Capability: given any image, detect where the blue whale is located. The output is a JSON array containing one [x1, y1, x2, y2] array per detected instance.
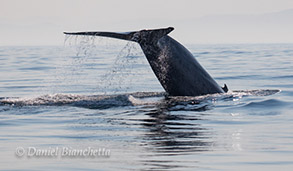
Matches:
[[64, 27, 228, 96]]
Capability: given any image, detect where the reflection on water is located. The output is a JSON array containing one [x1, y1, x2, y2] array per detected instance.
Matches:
[[129, 95, 218, 170], [140, 107, 211, 170], [141, 101, 211, 154]]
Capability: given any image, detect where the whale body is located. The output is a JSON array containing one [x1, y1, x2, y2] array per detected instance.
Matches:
[[64, 27, 227, 96]]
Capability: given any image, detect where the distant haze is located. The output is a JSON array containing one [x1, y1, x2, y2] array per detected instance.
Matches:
[[0, 0, 293, 45]]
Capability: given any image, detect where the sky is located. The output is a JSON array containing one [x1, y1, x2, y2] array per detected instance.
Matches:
[[0, 0, 293, 45]]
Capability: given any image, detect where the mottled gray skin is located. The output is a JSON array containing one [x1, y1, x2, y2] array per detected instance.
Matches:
[[139, 35, 224, 96], [64, 27, 226, 96]]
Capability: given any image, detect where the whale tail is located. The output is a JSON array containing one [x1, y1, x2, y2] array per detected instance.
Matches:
[[64, 27, 174, 43]]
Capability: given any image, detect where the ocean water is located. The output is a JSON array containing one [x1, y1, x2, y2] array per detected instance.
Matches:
[[0, 39, 293, 170]]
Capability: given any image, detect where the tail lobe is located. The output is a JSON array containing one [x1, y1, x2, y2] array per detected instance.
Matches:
[[64, 27, 174, 43]]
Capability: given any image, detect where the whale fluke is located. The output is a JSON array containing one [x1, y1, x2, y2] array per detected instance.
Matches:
[[64, 27, 174, 43], [64, 27, 227, 96]]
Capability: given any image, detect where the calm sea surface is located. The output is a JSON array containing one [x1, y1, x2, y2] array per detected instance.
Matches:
[[0, 39, 293, 170]]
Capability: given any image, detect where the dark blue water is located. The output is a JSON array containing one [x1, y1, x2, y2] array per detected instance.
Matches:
[[0, 39, 293, 170]]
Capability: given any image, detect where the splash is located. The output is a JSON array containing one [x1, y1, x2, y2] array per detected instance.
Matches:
[[64, 34, 97, 57], [0, 89, 280, 110], [49, 35, 101, 94], [62, 35, 146, 95], [99, 41, 145, 94]]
